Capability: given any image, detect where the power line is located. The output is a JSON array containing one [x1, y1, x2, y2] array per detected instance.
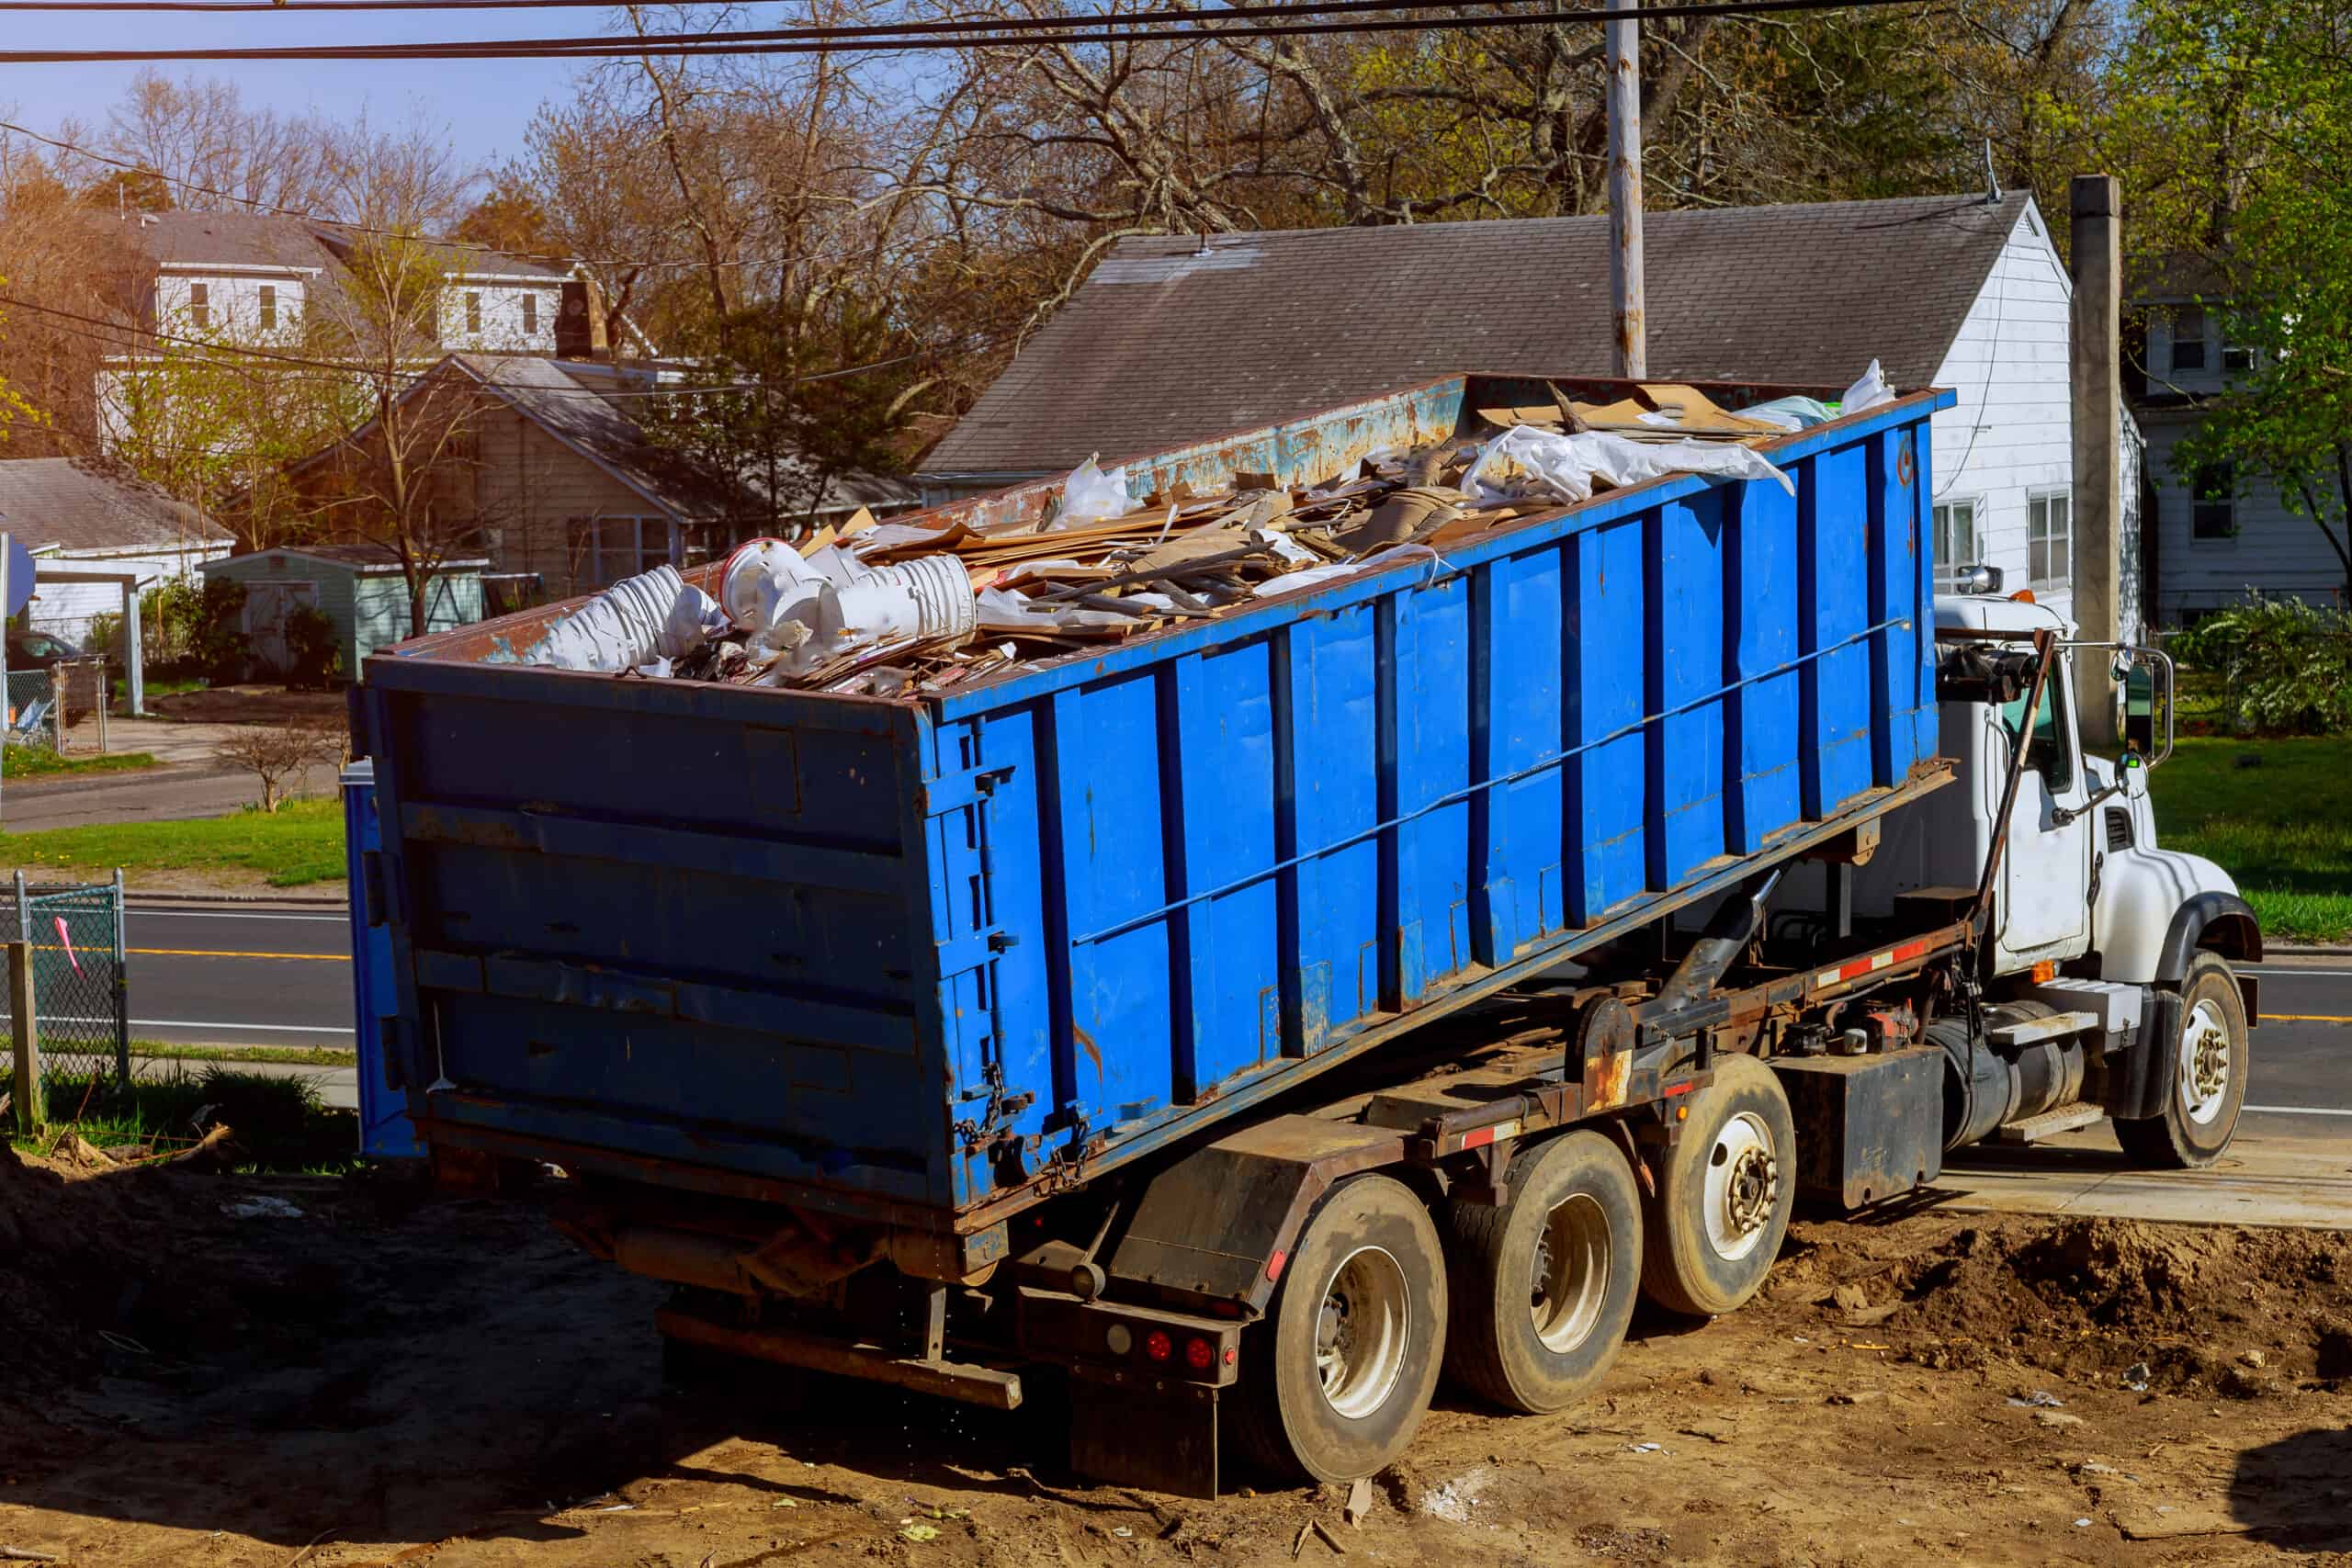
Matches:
[[0, 118, 898, 275], [0, 0, 1942, 62]]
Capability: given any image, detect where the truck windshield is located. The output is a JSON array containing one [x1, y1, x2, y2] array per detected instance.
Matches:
[[1999, 680, 2075, 795]]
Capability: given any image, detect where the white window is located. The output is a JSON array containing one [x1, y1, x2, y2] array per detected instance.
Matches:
[[187, 280, 209, 330], [1932, 498, 1985, 590], [2222, 335, 2255, 373], [258, 284, 277, 331], [521, 293, 537, 335], [2029, 491, 2073, 592], [465, 292, 482, 334], [2191, 462, 2238, 540], [2169, 305, 2207, 372], [576, 516, 674, 587]]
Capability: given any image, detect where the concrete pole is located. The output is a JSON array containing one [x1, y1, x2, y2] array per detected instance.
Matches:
[[123, 580, 144, 718], [1607, 0, 1646, 379], [2069, 174, 2123, 744]]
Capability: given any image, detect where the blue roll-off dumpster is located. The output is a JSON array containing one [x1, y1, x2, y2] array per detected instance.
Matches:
[[356, 372, 1952, 1258]]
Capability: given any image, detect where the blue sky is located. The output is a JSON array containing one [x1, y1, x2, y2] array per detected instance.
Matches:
[[0, 13, 608, 173]]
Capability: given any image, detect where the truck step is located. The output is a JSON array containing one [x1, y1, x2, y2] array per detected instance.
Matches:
[[1991, 1103, 2109, 1145], [1986, 1010, 2100, 1048]]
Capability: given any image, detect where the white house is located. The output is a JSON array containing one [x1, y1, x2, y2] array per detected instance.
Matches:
[[2129, 263, 2343, 624], [96, 211, 584, 455], [0, 457, 232, 642], [920, 193, 2141, 635]]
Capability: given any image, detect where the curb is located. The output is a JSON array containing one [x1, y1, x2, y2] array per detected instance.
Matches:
[[2264, 944, 2352, 960], [128, 889, 348, 911]]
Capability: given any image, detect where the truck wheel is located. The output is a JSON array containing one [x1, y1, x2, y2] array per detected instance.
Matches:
[[1640, 1054, 1796, 1318], [1227, 1174, 1446, 1483], [1442, 1129, 1641, 1414], [2117, 953, 2247, 1169]]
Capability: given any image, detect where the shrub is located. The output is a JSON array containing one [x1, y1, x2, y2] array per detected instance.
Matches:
[[284, 605, 342, 689], [2170, 594, 2352, 736], [192, 577, 250, 684]]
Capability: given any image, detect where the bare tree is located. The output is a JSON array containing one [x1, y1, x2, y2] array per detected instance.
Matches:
[[216, 718, 345, 813]]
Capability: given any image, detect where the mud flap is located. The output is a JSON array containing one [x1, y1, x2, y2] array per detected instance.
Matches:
[[1069, 1365, 1220, 1499]]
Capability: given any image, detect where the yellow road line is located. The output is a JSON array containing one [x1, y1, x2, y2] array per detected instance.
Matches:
[[28, 942, 350, 962], [130, 946, 348, 962], [2261, 1012, 2352, 1023]]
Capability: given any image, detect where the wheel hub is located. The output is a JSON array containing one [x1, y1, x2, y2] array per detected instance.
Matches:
[[2179, 998, 2233, 1126], [1702, 1111, 1781, 1263], [1724, 1145, 1778, 1235], [1312, 1247, 1409, 1420]]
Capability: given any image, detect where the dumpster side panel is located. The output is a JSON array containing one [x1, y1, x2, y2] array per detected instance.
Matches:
[[952, 405, 1945, 1183]]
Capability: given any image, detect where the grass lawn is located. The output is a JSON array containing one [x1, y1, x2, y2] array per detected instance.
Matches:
[[1, 749, 161, 779], [7, 1062, 357, 1173], [3, 797, 346, 888], [2150, 735, 2352, 943], [127, 1041, 356, 1068]]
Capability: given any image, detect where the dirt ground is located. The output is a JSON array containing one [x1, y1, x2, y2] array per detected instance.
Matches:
[[149, 686, 349, 728], [3, 1145, 2349, 1568]]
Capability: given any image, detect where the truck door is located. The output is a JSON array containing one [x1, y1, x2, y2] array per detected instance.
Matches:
[[1993, 666, 2093, 965]]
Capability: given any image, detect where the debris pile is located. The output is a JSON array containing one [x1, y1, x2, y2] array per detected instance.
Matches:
[[527, 372, 1891, 695]]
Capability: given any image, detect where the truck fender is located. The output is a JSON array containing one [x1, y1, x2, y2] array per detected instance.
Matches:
[[2153, 891, 2262, 987]]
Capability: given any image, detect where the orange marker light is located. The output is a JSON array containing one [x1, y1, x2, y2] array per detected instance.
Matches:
[[2031, 960, 2057, 983]]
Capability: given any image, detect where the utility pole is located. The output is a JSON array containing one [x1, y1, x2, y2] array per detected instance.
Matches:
[[2069, 174, 2123, 741], [1607, 0, 1646, 379]]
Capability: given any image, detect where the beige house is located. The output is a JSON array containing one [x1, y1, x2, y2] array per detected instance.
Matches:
[[288, 354, 919, 604]]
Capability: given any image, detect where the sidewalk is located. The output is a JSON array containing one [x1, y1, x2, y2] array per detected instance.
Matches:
[[1936, 1124, 2352, 1230]]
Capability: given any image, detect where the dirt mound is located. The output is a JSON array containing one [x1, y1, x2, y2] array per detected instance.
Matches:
[[0, 1142, 350, 1402], [1849, 1219, 2352, 1393]]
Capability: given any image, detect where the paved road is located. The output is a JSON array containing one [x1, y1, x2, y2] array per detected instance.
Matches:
[[2235, 959, 2352, 1129], [120, 903, 355, 1048]]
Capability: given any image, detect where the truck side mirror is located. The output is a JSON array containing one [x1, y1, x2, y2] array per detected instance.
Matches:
[[2122, 664, 2155, 754]]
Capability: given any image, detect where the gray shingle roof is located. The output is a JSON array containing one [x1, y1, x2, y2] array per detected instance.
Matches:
[[456, 355, 919, 521], [0, 457, 231, 555], [127, 210, 569, 282], [926, 192, 2034, 476]]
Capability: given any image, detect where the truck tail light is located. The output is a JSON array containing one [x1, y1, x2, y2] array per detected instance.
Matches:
[[1143, 1330, 1172, 1363], [1184, 1336, 1215, 1371]]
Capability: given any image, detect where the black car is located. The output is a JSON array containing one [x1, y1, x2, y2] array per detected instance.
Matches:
[[6, 629, 82, 671]]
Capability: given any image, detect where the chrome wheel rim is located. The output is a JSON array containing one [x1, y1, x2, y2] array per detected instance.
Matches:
[[1315, 1246, 1409, 1420], [1529, 1191, 1611, 1354], [1703, 1111, 1780, 1262], [2180, 998, 2232, 1126]]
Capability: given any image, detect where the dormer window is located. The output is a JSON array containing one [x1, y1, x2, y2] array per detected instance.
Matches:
[[188, 280, 209, 329], [259, 284, 277, 331], [521, 293, 537, 335]]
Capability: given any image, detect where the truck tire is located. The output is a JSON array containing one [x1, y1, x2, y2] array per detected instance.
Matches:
[[1640, 1053, 1796, 1318], [1227, 1174, 1446, 1483], [2116, 953, 2247, 1169], [1441, 1129, 1641, 1414]]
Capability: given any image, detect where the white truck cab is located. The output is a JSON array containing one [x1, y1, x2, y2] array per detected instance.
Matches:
[[1854, 582, 2260, 1167]]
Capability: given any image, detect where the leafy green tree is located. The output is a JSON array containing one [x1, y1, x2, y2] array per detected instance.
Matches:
[[2116, 0, 2352, 599], [640, 289, 922, 534]]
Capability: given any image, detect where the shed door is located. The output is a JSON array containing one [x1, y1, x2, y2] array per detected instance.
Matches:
[[244, 581, 319, 673]]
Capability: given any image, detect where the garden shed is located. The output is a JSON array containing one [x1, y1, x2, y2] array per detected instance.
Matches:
[[198, 545, 488, 682]]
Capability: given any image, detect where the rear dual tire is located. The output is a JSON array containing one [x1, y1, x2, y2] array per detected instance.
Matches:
[[1442, 1131, 1643, 1414], [1227, 1175, 1448, 1484]]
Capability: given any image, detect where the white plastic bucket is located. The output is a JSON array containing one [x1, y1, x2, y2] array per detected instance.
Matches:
[[864, 555, 978, 640], [719, 539, 814, 630]]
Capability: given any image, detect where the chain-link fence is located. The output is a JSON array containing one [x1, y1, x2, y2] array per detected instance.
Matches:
[[0, 872, 130, 1099], [3, 668, 62, 754]]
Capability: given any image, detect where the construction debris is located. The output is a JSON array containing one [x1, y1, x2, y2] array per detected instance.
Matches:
[[524, 374, 1891, 694]]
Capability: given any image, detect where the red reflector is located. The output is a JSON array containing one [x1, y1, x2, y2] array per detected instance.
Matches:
[[1223, 1346, 1238, 1366], [1185, 1337, 1215, 1371], [1461, 1125, 1495, 1150], [1663, 1080, 1696, 1097], [1144, 1330, 1172, 1363], [1264, 1248, 1287, 1283]]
